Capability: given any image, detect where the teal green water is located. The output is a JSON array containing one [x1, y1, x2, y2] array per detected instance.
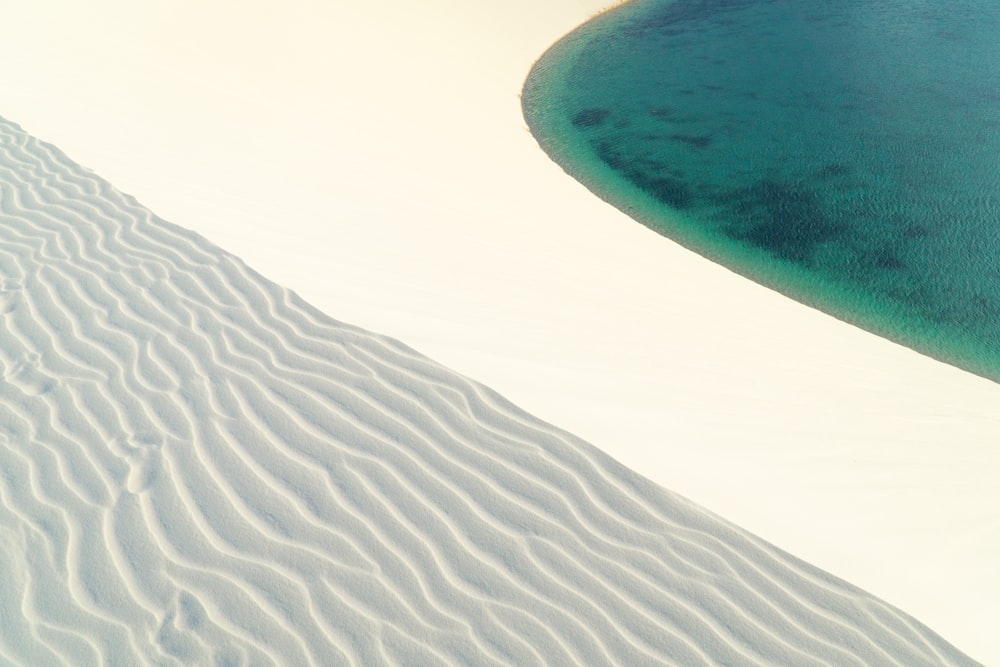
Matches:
[[523, 0, 1000, 382]]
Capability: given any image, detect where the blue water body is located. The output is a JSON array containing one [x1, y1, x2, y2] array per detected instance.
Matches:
[[523, 0, 1000, 382]]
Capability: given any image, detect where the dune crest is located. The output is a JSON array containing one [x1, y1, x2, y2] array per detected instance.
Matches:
[[0, 117, 978, 665]]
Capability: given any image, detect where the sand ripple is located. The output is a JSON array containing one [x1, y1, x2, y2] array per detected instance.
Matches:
[[0, 116, 978, 666]]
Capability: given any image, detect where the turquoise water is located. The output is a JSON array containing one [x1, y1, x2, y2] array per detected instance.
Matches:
[[523, 0, 1000, 382]]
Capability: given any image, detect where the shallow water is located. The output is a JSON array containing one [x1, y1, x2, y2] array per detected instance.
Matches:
[[524, 0, 1000, 381]]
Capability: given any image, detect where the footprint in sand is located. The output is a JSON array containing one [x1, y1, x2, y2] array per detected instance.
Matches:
[[111, 433, 165, 494], [3, 353, 55, 396]]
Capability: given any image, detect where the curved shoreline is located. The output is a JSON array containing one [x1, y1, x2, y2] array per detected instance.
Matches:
[[524, 0, 1000, 388], [1, 0, 998, 661]]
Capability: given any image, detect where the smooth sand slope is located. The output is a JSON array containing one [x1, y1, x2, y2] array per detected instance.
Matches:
[[0, 113, 980, 667], [1, 0, 998, 662]]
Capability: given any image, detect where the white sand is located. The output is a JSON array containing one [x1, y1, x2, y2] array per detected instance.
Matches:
[[1, 0, 998, 662], [0, 114, 976, 667]]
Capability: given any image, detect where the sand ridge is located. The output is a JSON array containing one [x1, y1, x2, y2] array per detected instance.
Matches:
[[0, 116, 981, 664]]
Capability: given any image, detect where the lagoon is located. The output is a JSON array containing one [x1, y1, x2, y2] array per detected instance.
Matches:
[[524, 0, 1000, 382]]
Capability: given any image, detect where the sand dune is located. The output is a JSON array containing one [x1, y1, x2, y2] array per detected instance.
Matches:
[[0, 116, 981, 665]]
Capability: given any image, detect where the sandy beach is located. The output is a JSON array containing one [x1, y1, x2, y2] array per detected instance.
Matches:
[[2, 0, 998, 661]]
